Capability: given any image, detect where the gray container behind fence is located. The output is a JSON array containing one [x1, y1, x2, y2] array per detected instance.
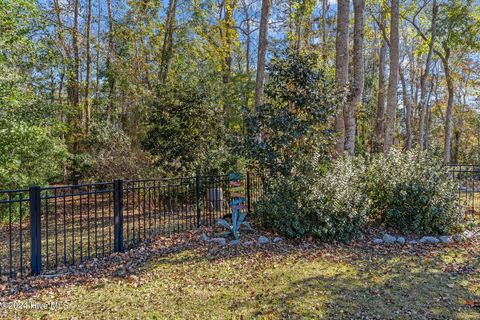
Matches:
[[206, 188, 223, 211]]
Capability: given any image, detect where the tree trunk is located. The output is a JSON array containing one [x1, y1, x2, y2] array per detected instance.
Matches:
[[443, 51, 453, 164], [244, 0, 251, 74], [70, 0, 81, 184], [373, 7, 387, 153], [242, 0, 251, 108], [70, 0, 80, 110], [400, 67, 412, 149], [84, 0, 92, 134], [344, 0, 364, 155], [106, 0, 115, 122], [95, 0, 101, 100], [58, 67, 65, 105], [334, 0, 350, 155], [418, 0, 437, 149], [453, 130, 460, 164], [53, 0, 68, 105], [383, 0, 399, 153], [222, 0, 237, 121], [255, 0, 271, 107], [425, 72, 438, 150], [159, 0, 178, 84], [321, 0, 330, 63], [293, 14, 302, 53]]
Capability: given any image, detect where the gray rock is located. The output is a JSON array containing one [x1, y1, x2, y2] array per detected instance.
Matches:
[[201, 233, 209, 241], [396, 237, 406, 245], [257, 236, 270, 245], [373, 238, 383, 245], [439, 236, 451, 244], [117, 266, 127, 277], [273, 237, 283, 243], [383, 234, 396, 244], [243, 241, 254, 246], [453, 234, 463, 242], [408, 240, 418, 245], [209, 237, 226, 246], [463, 230, 474, 239], [230, 239, 241, 246], [419, 236, 440, 244]]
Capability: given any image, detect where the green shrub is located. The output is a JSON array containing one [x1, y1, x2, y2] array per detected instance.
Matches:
[[243, 50, 337, 178], [254, 157, 369, 242], [0, 120, 68, 189], [365, 149, 462, 235], [255, 150, 461, 241], [83, 122, 155, 182], [308, 157, 370, 241], [254, 175, 312, 238], [142, 82, 225, 175]]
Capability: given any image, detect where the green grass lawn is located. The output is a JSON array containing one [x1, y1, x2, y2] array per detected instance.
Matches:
[[2, 236, 480, 319]]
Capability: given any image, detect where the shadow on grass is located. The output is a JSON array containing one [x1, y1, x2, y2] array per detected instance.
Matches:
[[3, 231, 480, 320], [227, 245, 480, 319], [281, 269, 477, 318]]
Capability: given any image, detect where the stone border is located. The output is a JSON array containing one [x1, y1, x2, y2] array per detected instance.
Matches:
[[202, 234, 283, 246], [372, 230, 478, 245]]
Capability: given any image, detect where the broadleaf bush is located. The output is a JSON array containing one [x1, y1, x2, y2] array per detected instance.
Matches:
[[243, 50, 337, 178], [255, 150, 462, 241], [254, 157, 370, 242], [365, 149, 462, 235]]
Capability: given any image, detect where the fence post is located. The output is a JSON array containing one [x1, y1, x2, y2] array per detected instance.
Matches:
[[29, 186, 42, 275], [113, 180, 124, 252], [195, 174, 201, 227], [246, 171, 251, 214]]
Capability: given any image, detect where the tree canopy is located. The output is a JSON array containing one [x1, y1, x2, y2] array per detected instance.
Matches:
[[1, 0, 480, 187]]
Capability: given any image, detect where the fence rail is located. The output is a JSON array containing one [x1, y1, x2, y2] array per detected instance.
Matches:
[[448, 164, 480, 218], [0, 172, 263, 278], [4, 166, 471, 279]]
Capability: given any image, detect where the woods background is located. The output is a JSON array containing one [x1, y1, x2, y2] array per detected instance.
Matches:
[[1, 0, 480, 188]]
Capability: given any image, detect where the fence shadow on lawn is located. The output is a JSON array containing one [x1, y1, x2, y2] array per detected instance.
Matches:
[[2, 225, 480, 320], [278, 264, 477, 318], [221, 242, 480, 319], [113, 236, 480, 319]]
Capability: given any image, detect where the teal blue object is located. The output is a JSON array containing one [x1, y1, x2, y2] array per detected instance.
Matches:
[[229, 172, 242, 181], [229, 198, 245, 206], [215, 172, 252, 239]]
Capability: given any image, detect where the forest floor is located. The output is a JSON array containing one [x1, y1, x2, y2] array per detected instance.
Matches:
[[1, 229, 480, 319]]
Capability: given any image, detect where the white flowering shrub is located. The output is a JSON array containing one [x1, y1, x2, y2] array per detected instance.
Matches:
[[307, 157, 370, 241], [365, 149, 462, 235], [254, 157, 370, 242], [255, 149, 461, 240]]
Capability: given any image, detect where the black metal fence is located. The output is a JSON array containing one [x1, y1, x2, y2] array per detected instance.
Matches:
[[448, 164, 480, 218], [3, 166, 472, 279], [0, 172, 263, 278]]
